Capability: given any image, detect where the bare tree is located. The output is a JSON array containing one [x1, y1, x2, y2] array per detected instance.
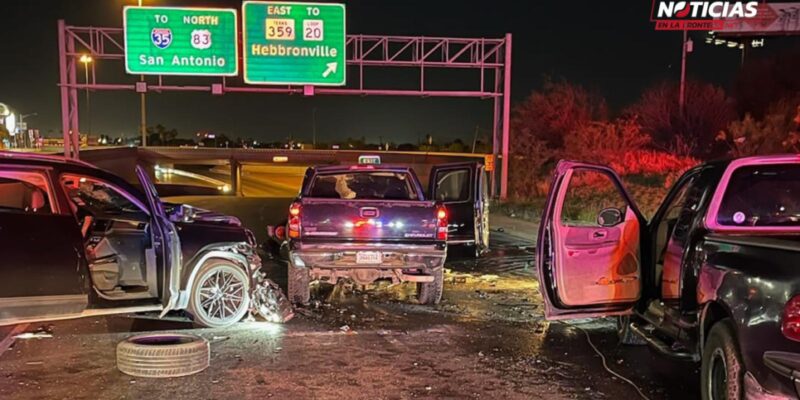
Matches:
[[512, 79, 608, 149], [626, 80, 735, 158]]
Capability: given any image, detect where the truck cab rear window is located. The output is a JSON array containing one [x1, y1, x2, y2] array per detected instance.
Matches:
[[718, 165, 800, 227], [308, 171, 418, 200]]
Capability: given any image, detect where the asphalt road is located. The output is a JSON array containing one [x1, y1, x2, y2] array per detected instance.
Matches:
[[0, 198, 701, 400]]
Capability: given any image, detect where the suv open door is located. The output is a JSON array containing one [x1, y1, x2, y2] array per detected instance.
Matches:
[[429, 162, 489, 255], [537, 161, 644, 320], [135, 166, 181, 313]]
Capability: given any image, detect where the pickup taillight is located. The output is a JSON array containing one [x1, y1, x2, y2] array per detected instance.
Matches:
[[288, 202, 302, 239], [436, 206, 448, 241], [782, 295, 800, 342]]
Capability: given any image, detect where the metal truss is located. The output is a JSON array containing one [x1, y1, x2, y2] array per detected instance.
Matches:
[[58, 21, 513, 198]]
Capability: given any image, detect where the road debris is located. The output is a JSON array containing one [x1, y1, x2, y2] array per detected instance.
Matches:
[[14, 332, 52, 340]]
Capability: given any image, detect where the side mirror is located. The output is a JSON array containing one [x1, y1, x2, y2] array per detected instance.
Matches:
[[597, 208, 623, 227]]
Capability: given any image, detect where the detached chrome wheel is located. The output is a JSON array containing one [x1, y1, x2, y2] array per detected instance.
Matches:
[[188, 260, 250, 328]]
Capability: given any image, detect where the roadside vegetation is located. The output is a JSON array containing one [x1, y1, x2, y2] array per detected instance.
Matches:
[[507, 52, 800, 220]]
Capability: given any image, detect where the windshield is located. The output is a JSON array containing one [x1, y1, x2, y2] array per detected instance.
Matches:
[[717, 164, 800, 227], [308, 170, 418, 200], [61, 175, 144, 216]]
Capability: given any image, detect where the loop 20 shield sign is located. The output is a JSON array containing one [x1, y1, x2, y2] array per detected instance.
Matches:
[[124, 7, 238, 76], [243, 2, 346, 86]]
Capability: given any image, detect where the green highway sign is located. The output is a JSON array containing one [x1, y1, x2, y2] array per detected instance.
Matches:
[[243, 1, 346, 86], [124, 7, 238, 76]]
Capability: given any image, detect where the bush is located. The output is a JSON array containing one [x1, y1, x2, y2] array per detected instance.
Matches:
[[563, 118, 650, 163], [508, 135, 553, 200], [725, 98, 800, 156], [626, 81, 736, 158]]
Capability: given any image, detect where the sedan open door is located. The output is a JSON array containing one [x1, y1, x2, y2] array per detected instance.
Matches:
[[537, 161, 644, 320], [135, 166, 182, 313]]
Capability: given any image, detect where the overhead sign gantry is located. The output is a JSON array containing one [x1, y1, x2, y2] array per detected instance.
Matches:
[[59, 2, 513, 198]]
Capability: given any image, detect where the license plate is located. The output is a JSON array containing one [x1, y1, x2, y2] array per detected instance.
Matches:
[[356, 251, 382, 264]]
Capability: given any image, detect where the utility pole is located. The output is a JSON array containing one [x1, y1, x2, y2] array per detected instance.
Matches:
[[472, 125, 479, 153], [312, 107, 317, 148], [679, 30, 692, 116]]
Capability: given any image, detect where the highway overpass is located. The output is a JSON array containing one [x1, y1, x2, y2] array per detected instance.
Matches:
[[76, 146, 491, 197]]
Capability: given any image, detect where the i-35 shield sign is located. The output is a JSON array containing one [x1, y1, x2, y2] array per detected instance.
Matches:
[[151, 28, 173, 49]]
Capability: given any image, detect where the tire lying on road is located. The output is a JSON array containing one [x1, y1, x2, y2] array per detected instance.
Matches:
[[116, 333, 210, 378]]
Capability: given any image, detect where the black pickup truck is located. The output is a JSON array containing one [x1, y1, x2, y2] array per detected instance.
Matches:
[[267, 159, 489, 305], [537, 155, 800, 399]]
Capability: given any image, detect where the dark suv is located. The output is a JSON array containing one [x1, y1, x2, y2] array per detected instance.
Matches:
[[0, 151, 284, 328]]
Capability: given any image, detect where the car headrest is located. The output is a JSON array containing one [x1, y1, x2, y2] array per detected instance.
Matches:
[[29, 189, 46, 211]]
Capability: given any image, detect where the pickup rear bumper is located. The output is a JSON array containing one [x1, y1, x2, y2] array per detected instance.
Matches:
[[287, 241, 447, 285]]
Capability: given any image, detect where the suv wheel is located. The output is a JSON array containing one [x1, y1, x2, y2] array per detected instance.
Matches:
[[701, 319, 743, 400], [416, 267, 444, 305], [188, 260, 251, 328], [287, 263, 310, 305]]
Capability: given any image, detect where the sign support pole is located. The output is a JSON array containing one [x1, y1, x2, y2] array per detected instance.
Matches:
[[58, 20, 71, 158], [58, 19, 81, 159], [140, 83, 147, 147], [499, 33, 512, 200]]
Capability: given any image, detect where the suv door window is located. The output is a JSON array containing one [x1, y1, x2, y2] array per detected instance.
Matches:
[[0, 170, 54, 214], [656, 175, 706, 300], [560, 170, 628, 227], [653, 175, 697, 265]]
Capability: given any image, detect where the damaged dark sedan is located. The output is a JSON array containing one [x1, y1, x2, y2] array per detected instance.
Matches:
[[0, 152, 291, 328]]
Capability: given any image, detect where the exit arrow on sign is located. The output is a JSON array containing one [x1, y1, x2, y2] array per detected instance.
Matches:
[[322, 62, 337, 78]]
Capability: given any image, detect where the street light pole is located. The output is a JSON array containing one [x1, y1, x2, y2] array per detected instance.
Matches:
[[19, 112, 37, 148], [79, 54, 93, 137]]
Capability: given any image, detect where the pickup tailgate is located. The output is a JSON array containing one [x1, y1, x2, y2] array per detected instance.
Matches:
[[299, 198, 439, 241]]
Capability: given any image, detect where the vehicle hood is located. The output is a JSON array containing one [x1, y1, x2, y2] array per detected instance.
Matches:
[[163, 203, 242, 227]]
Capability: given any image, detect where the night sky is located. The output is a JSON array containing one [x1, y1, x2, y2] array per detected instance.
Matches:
[[0, 1, 768, 144]]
